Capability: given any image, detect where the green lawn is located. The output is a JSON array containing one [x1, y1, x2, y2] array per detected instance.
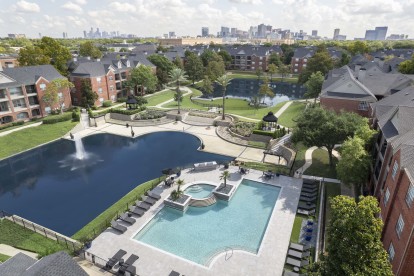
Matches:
[[0, 253, 11, 262], [248, 141, 267, 149], [290, 142, 307, 176], [242, 161, 290, 175], [0, 121, 77, 160], [0, 121, 39, 134], [324, 182, 342, 248], [290, 215, 306, 243], [0, 219, 68, 257], [304, 149, 338, 179], [228, 101, 286, 120], [72, 176, 166, 242], [162, 88, 208, 110], [277, 102, 306, 128], [146, 90, 175, 106]]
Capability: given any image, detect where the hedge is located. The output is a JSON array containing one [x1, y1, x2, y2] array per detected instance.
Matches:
[[252, 129, 274, 137], [110, 106, 146, 115], [102, 100, 112, 107], [0, 121, 24, 131], [42, 112, 72, 124]]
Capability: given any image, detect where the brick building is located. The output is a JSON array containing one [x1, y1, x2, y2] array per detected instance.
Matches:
[[370, 86, 414, 275], [226, 45, 282, 71], [291, 47, 343, 74], [0, 55, 19, 69], [0, 65, 71, 124]]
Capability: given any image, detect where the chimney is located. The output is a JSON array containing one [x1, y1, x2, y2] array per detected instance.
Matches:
[[358, 68, 366, 82]]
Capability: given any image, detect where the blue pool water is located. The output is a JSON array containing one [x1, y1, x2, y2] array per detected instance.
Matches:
[[134, 179, 280, 265], [184, 184, 215, 199], [0, 132, 233, 236]]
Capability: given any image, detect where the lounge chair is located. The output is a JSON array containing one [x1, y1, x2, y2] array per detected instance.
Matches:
[[120, 213, 136, 224], [142, 196, 156, 205], [105, 249, 127, 269], [283, 270, 305, 276], [111, 221, 127, 233], [286, 257, 309, 268], [300, 191, 318, 198], [303, 179, 318, 185], [118, 254, 139, 274], [169, 271, 180, 276], [148, 191, 161, 200], [129, 205, 145, 216], [288, 249, 310, 259], [136, 200, 151, 210], [298, 202, 316, 210], [299, 195, 317, 202], [290, 243, 311, 252], [302, 187, 318, 193], [297, 208, 316, 216], [302, 182, 318, 188]]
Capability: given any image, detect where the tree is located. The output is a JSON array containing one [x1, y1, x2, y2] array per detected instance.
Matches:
[[304, 71, 324, 103], [18, 46, 50, 67], [310, 196, 393, 276], [218, 50, 232, 69], [200, 49, 216, 67], [336, 52, 351, 68], [292, 107, 365, 166], [169, 68, 188, 114], [258, 79, 274, 103], [135, 96, 148, 107], [280, 44, 294, 65], [38, 37, 71, 75], [299, 47, 333, 83], [278, 64, 291, 82], [172, 55, 184, 69], [268, 63, 277, 81], [398, 54, 414, 74], [80, 79, 98, 108], [256, 68, 263, 80], [42, 79, 74, 113], [348, 41, 371, 56], [220, 170, 230, 188], [147, 54, 175, 86], [201, 76, 214, 96], [268, 53, 282, 67], [336, 137, 371, 197], [216, 74, 231, 120], [171, 179, 185, 201], [184, 53, 204, 84], [205, 57, 225, 81], [355, 120, 377, 149], [125, 65, 157, 96], [250, 95, 261, 114], [79, 41, 102, 59]]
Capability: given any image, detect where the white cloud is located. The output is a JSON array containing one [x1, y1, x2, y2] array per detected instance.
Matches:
[[340, 0, 403, 14], [62, 2, 83, 13], [74, 0, 87, 4], [109, 2, 137, 12], [229, 0, 262, 4], [14, 1, 40, 13]]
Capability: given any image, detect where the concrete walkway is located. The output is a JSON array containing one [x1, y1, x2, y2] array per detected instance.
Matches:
[[155, 87, 192, 108], [274, 101, 293, 118], [0, 244, 38, 259], [0, 122, 42, 137]]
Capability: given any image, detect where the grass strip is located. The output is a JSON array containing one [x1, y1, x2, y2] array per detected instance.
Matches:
[[0, 253, 11, 262], [277, 102, 307, 128], [72, 176, 166, 242]]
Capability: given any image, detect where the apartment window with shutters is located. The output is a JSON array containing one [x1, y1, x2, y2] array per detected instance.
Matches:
[[396, 214, 405, 238], [405, 183, 414, 207], [388, 243, 395, 261], [392, 161, 399, 180], [384, 188, 390, 206]]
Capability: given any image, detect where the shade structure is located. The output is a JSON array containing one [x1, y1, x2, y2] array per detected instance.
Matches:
[[262, 111, 278, 123]]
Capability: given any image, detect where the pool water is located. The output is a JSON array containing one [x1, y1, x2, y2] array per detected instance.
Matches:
[[134, 179, 280, 266], [184, 184, 215, 199]]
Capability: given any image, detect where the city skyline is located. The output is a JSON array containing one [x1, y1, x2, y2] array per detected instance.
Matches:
[[0, 0, 413, 39]]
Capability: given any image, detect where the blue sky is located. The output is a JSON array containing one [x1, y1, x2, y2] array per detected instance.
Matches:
[[0, 0, 413, 39]]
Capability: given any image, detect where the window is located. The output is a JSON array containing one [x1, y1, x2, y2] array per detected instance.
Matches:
[[109, 75, 113, 81], [98, 88, 103, 94], [12, 99, 26, 108], [16, 112, 29, 119], [294, 69, 298, 73], [303, 64, 307, 67], [388, 243, 395, 261], [384, 188, 390, 206], [259, 62, 262, 65], [295, 63, 298, 67], [396, 214, 405, 238], [99, 98, 104, 103], [39, 84, 46, 91], [406, 184, 414, 207], [304, 59, 308, 62], [392, 161, 399, 180], [58, 92, 63, 99], [45, 107, 51, 113], [358, 101, 369, 111], [97, 77, 102, 84], [9, 87, 23, 96], [110, 85, 114, 92], [295, 58, 299, 61]]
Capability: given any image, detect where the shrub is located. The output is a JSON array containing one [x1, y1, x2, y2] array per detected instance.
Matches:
[[102, 100, 112, 107], [91, 106, 98, 110], [252, 129, 274, 137], [135, 110, 165, 120], [230, 122, 256, 137], [117, 97, 127, 103], [110, 106, 146, 115], [42, 112, 72, 124], [72, 110, 80, 122]]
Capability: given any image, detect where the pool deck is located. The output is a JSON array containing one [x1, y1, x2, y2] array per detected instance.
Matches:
[[86, 166, 302, 276], [67, 121, 280, 164]]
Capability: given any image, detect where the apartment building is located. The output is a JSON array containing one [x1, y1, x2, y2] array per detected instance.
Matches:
[[0, 65, 71, 124], [370, 86, 414, 275], [291, 47, 343, 74], [226, 45, 281, 71], [0, 55, 19, 69]]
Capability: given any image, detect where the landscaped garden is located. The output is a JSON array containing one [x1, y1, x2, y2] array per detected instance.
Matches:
[[304, 149, 338, 179]]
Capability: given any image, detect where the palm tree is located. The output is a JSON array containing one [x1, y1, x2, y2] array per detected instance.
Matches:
[[171, 179, 185, 201], [220, 170, 230, 189], [215, 74, 231, 120], [176, 179, 184, 192], [169, 68, 188, 114]]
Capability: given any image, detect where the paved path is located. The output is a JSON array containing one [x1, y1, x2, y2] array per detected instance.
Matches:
[[0, 244, 38, 259], [155, 87, 192, 108], [274, 101, 293, 118], [295, 146, 341, 179], [0, 122, 42, 137]]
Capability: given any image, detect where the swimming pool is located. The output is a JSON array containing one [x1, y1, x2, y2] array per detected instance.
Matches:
[[134, 179, 280, 266], [184, 184, 215, 199]]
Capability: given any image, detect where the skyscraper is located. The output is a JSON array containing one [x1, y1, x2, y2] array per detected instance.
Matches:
[[365, 30, 376, 40], [375, 26, 388, 40], [333, 28, 340, 39], [201, 27, 209, 37], [312, 30, 318, 37], [258, 24, 267, 38], [220, 26, 230, 37]]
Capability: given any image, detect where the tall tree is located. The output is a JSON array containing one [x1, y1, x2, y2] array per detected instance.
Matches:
[[184, 53, 204, 84], [18, 46, 50, 67], [79, 41, 102, 59], [218, 50, 232, 69], [201, 76, 214, 96], [278, 64, 291, 82], [172, 55, 184, 69], [147, 54, 175, 86], [398, 54, 414, 74], [299, 47, 333, 83], [169, 68, 188, 114], [216, 74, 231, 120], [348, 41, 371, 56], [38, 37, 71, 75], [292, 107, 365, 166], [42, 79, 74, 113], [336, 137, 371, 197], [125, 65, 157, 96], [205, 57, 225, 81], [310, 196, 393, 276], [256, 68, 263, 80], [280, 44, 294, 65], [336, 52, 351, 68], [268, 63, 277, 81], [304, 71, 324, 103], [220, 170, 230, 188], [80, 79, 98, 108], [200, 49, 216, 67], [268, 53, 282, 67], [258, 79, 274, 103]]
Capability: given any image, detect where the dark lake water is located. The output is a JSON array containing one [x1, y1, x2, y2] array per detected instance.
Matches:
[[0, 132, 233, 236], [203, 78, 306, 106]]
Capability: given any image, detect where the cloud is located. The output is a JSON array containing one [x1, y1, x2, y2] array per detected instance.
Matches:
[[14, 0, 40, 13], [62, 2, 83, 13], [74, 0, 87, 4], [229, 0, 262, 4], [109, 2, 137, 12], [340, 0, 403, 14]]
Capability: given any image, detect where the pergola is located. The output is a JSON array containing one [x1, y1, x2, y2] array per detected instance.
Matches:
[[126, 95, 138, 110], [262, 111, 278, 129]]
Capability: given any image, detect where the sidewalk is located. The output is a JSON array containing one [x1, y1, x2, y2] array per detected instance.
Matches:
[[0, 122, 42, 137], [0, 244, 38, 259]]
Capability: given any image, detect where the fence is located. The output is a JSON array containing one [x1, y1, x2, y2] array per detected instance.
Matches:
[[0, 210, 83, 254], [82, 251, 138, 276]]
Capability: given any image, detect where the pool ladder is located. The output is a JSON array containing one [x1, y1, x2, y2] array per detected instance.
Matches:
[[225, 246, 233, 261]]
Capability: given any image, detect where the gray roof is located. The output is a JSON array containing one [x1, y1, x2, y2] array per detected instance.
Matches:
[[2, 65, 65, 86], [0, 253, 36, 276], [71, 62, 107, 77], [23, 251, 88, 276], [359, 71, 412, 96], [226, 45, 269, 57]]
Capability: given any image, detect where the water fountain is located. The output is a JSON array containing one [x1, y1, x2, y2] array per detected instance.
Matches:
[[59, 133, 101, 170], [74, 135, 86, 160]]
